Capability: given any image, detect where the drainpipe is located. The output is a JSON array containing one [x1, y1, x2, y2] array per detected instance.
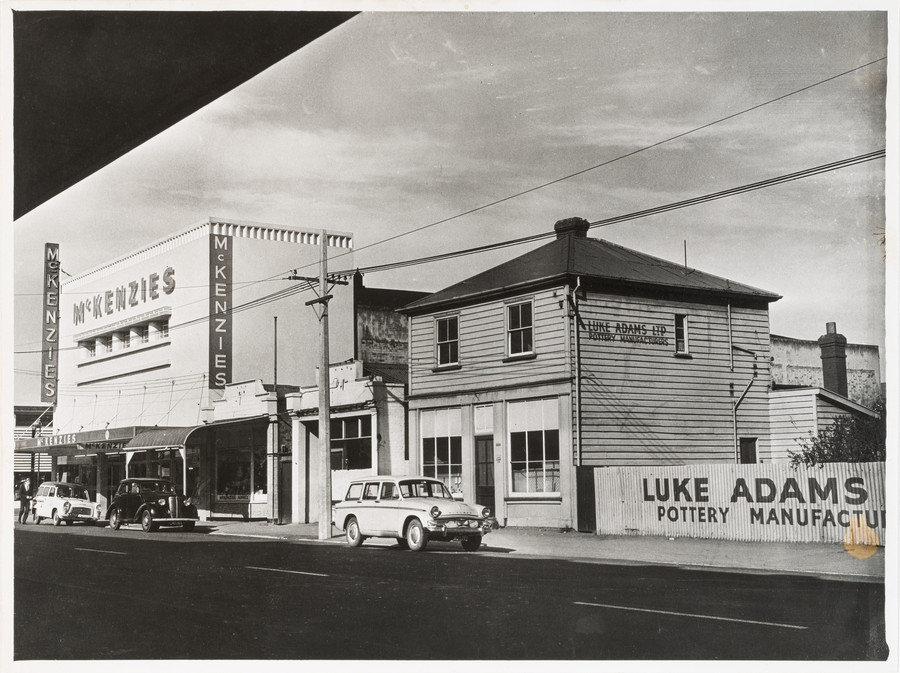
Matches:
[[571, 277, 583, 467]]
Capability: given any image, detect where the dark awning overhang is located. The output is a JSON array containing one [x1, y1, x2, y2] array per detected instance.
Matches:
[[124, 415, 270, 451], [14, 415, 271, 455]]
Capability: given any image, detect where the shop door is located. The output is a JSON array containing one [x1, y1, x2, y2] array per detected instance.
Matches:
[[475, 436, 495, 509], [278, 457, 292, 524], [106, 455, 125, 506]]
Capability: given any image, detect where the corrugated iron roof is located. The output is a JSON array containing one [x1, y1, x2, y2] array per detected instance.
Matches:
[[400, 233, 780, 313]]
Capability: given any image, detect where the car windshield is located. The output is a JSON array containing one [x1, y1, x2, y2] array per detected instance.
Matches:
[[399, 480, 453, 499], [140, 481, 175, 494], [71, 486, 89, 500]]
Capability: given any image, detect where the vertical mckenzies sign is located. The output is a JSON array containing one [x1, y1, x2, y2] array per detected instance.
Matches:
[[41, 243, 61, 403], [209, 234, 233, 389]]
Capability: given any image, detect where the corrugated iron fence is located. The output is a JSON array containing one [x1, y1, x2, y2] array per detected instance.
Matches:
[[595, 462, 885, 545]]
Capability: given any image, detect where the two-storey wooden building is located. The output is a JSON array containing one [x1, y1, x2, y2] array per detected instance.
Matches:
[[399, 217, 781, 530]]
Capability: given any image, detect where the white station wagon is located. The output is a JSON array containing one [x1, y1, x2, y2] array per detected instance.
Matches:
[[32, 481, 103, 526], [332, 476, 495, 552]]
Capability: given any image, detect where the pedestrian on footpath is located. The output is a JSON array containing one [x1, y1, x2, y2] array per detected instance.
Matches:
[[17, 478, 31, 524]]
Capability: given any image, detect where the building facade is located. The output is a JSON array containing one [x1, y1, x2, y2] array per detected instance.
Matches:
[[399, 217, 781, 530], [769, 322, 882, 461], [15, 218, 355, 520], [771, 325, 883, 408]]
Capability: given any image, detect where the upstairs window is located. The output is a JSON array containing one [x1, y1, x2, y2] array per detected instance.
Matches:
[[674, 314, 689, 354], [435, 316, 459, 367], [507, 301, 534, 357]]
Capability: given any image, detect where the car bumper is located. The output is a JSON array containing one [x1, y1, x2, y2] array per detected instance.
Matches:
[[62, 514, 101, 522], [153, 518, 198, 524], [426, 520, 493, 538]]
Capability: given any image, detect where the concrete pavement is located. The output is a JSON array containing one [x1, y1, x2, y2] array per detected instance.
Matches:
[[201, 518, 886, 582]]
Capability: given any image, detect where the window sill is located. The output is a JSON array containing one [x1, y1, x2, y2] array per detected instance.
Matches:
[[673, 352, 693, 360], [506, 494, 562, 503], [431, 364, 462, 373], [502, 352, 537, 364]]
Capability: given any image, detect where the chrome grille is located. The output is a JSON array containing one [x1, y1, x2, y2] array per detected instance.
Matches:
[[168, 496, 180, 517]]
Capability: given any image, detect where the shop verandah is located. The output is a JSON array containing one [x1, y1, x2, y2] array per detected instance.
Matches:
[[13, 416, 276, 521]]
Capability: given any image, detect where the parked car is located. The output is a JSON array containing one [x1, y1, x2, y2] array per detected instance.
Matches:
[[107, 478, 198, 532], [332, 476, 495, 552], [32, 481, 103, 526]]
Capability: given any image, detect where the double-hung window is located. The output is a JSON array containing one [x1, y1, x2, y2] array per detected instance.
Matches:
[[507, 300, 534, 357], [674, 314, 689, 354], [435, 315, 459, 367]]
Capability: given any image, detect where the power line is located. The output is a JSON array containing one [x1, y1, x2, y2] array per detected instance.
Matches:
[[13, 148, 884, 356], [313, 56, 887, 274], [336, 149, 885, 276]]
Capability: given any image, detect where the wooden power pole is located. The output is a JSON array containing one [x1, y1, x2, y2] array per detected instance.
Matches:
[[315, 231, 332, 541], [289, 231, 347, 540]]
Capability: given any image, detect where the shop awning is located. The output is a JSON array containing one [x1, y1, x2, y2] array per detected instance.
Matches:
[[14, 415, 271, 455], [125, 427, 203, 451], [125, 415, 271, 451]]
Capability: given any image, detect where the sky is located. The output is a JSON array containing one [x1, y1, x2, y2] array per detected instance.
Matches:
[[7, 7, 893, 405]]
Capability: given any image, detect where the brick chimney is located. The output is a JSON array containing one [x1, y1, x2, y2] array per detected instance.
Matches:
[[554, 217, 590, 239], [817, 322, 848, 397]]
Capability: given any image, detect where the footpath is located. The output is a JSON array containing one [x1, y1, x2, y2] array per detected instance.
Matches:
[[202, 519, 885, 582]]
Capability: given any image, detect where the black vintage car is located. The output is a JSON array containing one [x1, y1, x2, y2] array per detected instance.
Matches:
[[107, 478, 199, 532]]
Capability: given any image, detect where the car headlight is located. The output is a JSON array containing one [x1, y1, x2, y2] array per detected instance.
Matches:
[[184, 497, 192, 507], [63, 501, 71, 514], [96, 504, 102, 515], [158, 498, 167, 506], [481, 507, 491, 518], [430, 505, 441, 520]]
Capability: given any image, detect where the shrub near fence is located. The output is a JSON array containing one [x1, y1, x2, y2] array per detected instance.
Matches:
[[595, 462, 885, 545]]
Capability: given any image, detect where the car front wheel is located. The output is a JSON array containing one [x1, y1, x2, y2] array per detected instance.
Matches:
[[52, 510, 61, 526], [109, 508, 121, 530], [140, 510, 155, 533], [405, 519, 428, 552], [346, 517, 364, 547], [461, 536, 482, 552]]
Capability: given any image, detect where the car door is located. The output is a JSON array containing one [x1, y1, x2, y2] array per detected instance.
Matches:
[[355, 481, 381, 535], [34, 485, 49, 518], [377, 481, 404, 536], [116, 482, 141, 520]]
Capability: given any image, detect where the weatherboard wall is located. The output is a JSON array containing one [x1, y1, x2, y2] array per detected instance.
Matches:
[[574, 293, 773, 466], [407, 286, 571, 398]]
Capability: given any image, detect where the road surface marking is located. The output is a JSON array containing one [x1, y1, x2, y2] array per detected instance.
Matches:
[[210, 531, 288, 540], [246, 566, 329, 577], [574, 601, 807, 630], [75, 548, 128, 555]]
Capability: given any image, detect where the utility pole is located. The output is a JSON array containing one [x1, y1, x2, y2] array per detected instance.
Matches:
[[315, 232, 332, 541], [288, 231, 347, 540]]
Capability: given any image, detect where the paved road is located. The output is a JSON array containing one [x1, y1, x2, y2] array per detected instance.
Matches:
[[14, 525, 887, 660]]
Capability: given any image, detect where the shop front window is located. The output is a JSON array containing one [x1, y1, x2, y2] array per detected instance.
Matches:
[[217, 450, 251, 500], [508, 398, 560, 495], [421, 408, 463, 494], [215, 426, 267, 502], [330, 415, 373, 470]]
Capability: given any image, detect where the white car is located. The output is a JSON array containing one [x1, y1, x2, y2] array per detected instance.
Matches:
[[332, 476, 495, 552], [33, 481, 103, 526]]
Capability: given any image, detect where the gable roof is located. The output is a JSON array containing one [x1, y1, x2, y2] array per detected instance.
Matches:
[[400, 230, 781, 314]]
